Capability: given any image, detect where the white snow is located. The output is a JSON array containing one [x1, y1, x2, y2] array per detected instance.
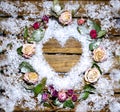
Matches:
[[0, 0, 120, 112]]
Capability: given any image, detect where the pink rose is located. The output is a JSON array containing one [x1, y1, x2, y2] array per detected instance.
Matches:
[[22, 44, 35, 58], [58, 90, 67, 102], [59, 11, 72, 25], [77, 19, 85, 25], [90, 30, 97, 39], [23, 72, 39, 84]]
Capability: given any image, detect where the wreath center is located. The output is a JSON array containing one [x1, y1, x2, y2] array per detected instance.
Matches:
[[42, 38, 82, 73]]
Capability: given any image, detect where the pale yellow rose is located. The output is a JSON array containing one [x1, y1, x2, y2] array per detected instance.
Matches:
[[93, 47, 106, 62], [85, 68, 101, 83], [59, 11, 72, 25], [22, 44, 35, 58], [23, 72, 39, 84]]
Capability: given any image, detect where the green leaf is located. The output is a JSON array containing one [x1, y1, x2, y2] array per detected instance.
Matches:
[[80, 91, 90, 100], [63, 100, 74, 109], [17, 46, 23, 56], [97, 30, 106, 38], [93, 22, 101, 33], [33, 77, 47, 96], [77, 27, 81, 34], [24, 26, 29, 40], [31, 29, 45, 42], [53, 99, 62, 106], [89, 42, 99, 51], [43, 102, 52, 108], [19, 61, 35, 73], [92, 62, 102, 74], [83, 84, 95, 93]]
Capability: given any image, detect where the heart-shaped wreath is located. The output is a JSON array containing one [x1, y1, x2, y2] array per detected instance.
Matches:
[[0, 0, 119, 111], [16, 1, 109, 110]]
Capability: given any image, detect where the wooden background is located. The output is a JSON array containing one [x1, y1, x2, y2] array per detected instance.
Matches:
[[0, 0, 120, 112]]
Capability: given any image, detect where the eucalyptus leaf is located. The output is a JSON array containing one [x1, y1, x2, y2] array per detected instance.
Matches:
[[31, 29, 45, 42], [83, 84, 95, 93], [33, 77, 47, 96], [53, 99, 62, 106], [77, 27, 81, 34], [77, 26, 89, 34], [24, 26, 29, 40], [17, 46, 23, 56], [92, 62, 102, 74], [80, 91, 90, 100], [19, 61, 35, 73], [63, 100, 74, 109], [89, 42, 99, 51], [93, 22, 101, 33], [97, 30, 106, 38]]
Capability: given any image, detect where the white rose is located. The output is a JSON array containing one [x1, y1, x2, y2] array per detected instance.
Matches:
[[22, 44, 35, 58], [53, 4, 61, 14], [93, 47, 106, 62], [85, 68, 101, 83], [23, 72, 39, 84], [59, 11, 72, 25]]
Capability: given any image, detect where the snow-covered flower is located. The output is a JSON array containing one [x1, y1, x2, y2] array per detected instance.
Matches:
[[93, 47, 106, 62], [23, 72, 39, 84], [59, 11, 72, 25], [58, 90, 67, 102], [22, 44, 35, 58], [85, 68, 101, 83]]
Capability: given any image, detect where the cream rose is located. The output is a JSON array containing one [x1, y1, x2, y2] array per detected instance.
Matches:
[[23, 72, 39, 84], [93, 47, 106, 62], [22, 44, 35, 58], [59, 11, 72, 25], [85, 68, 101, 83]]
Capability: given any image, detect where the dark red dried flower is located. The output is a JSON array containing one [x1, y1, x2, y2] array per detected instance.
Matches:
[[42, 15, 49, 23], [33, 22, 40, 30], [90, 30, 97, 39]]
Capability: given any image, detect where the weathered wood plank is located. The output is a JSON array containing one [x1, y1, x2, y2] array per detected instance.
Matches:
[[43, 38, 82, 54], [0, 0, 119, 18], [43, 54, 80, 73]]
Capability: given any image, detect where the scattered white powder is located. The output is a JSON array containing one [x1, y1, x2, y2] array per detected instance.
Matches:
[[0, 1, 18, 17], [85, 0, 120, 30], [76, 102, 89, 112], [95, 77, 114, 95], [65, 1, 80, 11], [0, 0, 120, 112], [110, 69, 120, 89], [109, 101, 120, 112], [0, 18, 32, 34]]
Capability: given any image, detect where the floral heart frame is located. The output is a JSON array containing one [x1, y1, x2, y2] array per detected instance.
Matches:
[[28, 19, 92, 90]]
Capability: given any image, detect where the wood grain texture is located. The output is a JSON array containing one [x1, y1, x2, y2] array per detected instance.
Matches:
[[43, 38, 82, 54], [0, 0, 120, 111], [43, 54, 80, 72]]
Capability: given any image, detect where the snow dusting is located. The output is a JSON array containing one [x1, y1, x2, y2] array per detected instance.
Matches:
[[0, 0, 120, 112]]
